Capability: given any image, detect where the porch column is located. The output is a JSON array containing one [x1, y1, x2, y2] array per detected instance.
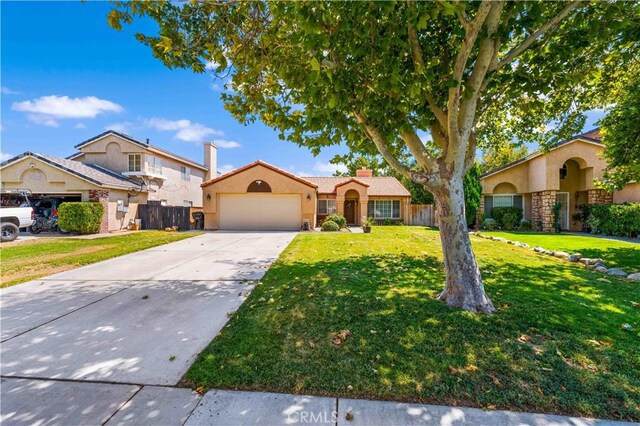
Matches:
[[89, 189, 110, 233], [336, 195, 345, 217], [539, 190, 556, 232], [359, 195, 369, 225], [476, 196, 485, 227]]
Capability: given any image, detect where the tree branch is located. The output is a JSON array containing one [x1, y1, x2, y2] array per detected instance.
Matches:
[[400, 128, 439, 173], [407, 24, 448, 129], [353, 111, 413, 180], [490, 1, 581, 71]]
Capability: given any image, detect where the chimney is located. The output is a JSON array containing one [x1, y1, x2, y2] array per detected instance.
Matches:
[[203, 142, 217, 180], [356, 167, 373, 178]]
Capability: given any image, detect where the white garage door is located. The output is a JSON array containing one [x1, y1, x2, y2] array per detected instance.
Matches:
[[219, 194, 301, 230]]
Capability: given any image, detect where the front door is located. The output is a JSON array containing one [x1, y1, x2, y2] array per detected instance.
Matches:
[[555, 192, 570, 230], [344, 200, 357, 225]]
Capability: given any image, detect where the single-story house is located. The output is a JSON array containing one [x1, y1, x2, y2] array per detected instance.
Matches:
[[200, 160, 411, 230], [479, 128, 640, 232], [0, 130, 215, 232]]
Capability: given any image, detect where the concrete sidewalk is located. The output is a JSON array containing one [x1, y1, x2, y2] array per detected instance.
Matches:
[[0, 381, 633, 426]]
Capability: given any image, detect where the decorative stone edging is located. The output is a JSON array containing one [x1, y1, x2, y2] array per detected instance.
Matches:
[[469, 231, 640, 282]]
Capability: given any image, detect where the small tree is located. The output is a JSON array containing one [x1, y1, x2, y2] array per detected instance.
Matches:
[[58, 202, 105, 234], [479, 144, 529, 174], [109, 1, 639, 313]]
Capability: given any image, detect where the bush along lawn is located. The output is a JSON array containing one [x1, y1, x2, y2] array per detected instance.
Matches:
[[184, 227, 640, 421], [1, 231, 201, 287], [479, 231, 639, 273]]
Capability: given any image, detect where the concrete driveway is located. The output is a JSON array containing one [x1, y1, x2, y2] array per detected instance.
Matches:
[[0, 231, 296, 425]]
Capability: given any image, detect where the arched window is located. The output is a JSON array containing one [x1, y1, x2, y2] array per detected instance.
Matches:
[[560, 163, 568, 180], [247, 180, 272, 192]]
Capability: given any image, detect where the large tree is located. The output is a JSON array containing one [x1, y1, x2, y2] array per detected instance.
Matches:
[[110, 1, 639, 313], [479, 143, 529, 174]]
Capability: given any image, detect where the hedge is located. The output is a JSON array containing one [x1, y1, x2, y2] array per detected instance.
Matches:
[[321, 220, 340, 232], [58, 202, 105, 234], [324, 213, 347, 229], [587, 203, 640, 238], [490, 206, 523, 230]]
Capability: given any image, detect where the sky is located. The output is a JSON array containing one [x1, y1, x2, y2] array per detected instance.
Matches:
[[1, 1, 605, 176]]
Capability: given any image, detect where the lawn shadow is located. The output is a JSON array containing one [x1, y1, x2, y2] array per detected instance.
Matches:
[[186, 250, 640, 420]]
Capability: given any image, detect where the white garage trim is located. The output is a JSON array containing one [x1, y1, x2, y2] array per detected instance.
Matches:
[[219, 193, 301, 231]]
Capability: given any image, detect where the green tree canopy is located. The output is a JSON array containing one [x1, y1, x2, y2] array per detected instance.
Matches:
[[479, 143, 529, 174], [109, 1, 640, 313]]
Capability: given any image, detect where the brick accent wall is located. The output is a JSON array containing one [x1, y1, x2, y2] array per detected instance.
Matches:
[[531, 190, 556, 232], [476, 196, 485, 227], [89, 189, 110, 233], [587, 189, 613, 205]]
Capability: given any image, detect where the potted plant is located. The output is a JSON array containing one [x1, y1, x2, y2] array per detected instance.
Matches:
[[552, 202, 563, 233], [362, 217, 374, 233]]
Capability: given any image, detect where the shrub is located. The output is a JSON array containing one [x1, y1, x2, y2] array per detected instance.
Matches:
[[519, 219, 532, 231], [321, 220, 340, 232], [551, 203, 563, 233], [58, 202, 105, 234], [481, 218, 498, 231], [587, 203, 640, 238], [491, 207, 523, 230], [324, 213, 346, 229]]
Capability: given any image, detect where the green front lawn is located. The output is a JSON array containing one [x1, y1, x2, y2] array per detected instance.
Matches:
[[185, 227, 640, 421], [481, 231, 639, 272], [1, 231, 201, 287]]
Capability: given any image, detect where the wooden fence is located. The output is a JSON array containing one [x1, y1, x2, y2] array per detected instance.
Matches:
[[407, 204, 437, 227], [138, 201, 192, 230]]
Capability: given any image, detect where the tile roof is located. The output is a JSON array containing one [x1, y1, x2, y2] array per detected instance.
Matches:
[[0, 152, 146, 191], [305, 176, 411, 197], [72, 130, 208, 170], [201, 160, 318, 188], [480, 128, 605, 179]]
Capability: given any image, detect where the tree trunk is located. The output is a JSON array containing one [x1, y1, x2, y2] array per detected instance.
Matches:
[[434, 179, 495, 313]]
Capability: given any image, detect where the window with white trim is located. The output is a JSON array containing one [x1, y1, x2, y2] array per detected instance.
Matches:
[[318, 199, 337, 215], [180, 166, 191, 181], [484, 194, 523, 217], [128, 154, 141, 172], [367, 200, 401, 219], [147, 156, 163, 175]]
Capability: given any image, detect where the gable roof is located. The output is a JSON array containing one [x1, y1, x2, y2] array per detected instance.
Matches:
[[69, 130, 208, 171], [0, 152, 147, 191], [480, 128, 605, 179], [201, 160, 318, 188], [334, 177, 370, 188], [306, 176, 411, 197]]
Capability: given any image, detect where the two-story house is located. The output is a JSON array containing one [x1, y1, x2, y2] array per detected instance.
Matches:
[[0, 130, 217, 232]]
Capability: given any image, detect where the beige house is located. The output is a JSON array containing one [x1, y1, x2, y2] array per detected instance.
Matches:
[[479, 129, 640, 232], [201, 160, 411, 230], [1, 130, 215, 232]]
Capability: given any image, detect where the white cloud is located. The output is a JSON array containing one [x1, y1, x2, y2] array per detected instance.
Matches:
[[313, 161, 347, 175], [27, 114, 59, 128], [106, 121, 133, 133], [212, 139, 241, 149], [1, 152, 13, 161], [1, 86, 19, 95], [218, 164, 235, 174], [75, 123, 87, 129], [12, 95, 123, 119], [144, 118, 229, 144]]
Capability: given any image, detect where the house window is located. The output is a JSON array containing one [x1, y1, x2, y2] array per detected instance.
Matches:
[[128, 154, 141, 172], [147, 156, 163, 175], [183, 200, 193, 207], [484, 194, 523, 217], [367, 200, 401, 219], [180, 166, 191, 181], [318, 199, 337, 215], [559, 164, 568, 180]]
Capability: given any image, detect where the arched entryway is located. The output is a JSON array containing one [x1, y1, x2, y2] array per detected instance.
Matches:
[[343, 189, 359, 225]]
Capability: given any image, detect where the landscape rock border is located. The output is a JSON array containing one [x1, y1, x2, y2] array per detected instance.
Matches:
[[469, 231, 640, 282]]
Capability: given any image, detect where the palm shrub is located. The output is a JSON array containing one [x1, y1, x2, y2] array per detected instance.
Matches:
[[58, 202, 105, 234]]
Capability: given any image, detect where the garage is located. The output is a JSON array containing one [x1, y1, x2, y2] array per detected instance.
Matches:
[[201, 160, 318, 231], [219, 194, 301, 230]]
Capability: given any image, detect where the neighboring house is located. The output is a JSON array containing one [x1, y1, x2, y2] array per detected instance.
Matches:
[[479, 129, 640, 232], [0, 130, 216, 232], [201, 160, 411, 230]]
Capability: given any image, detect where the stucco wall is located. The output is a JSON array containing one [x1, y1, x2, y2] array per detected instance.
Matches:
[[202, 164, 317, 229], [613, 182, 640, 204], [76, 134, 205, 207]]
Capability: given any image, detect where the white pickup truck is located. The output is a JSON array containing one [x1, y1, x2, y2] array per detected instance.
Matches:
[[1, 190, 34, 242]]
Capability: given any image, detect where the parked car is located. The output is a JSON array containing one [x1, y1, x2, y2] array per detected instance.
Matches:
[[1, 190, 34, 242]]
